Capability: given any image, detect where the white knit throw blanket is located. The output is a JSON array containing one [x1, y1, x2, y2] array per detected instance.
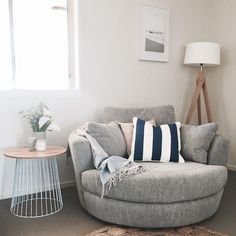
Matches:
[[73, 129, 144, 197]]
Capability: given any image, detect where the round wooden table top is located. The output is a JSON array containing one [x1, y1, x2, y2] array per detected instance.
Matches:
[[3, 146, 67, 159]]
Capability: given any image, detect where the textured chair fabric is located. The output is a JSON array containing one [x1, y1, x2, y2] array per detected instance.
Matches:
[[69, 105, 229, 228], [208, 134, 230, 166], [82, 162, 227, 203], [103, 105, 176, 124], [84, 189, 223, 228], [181, 123, 218, 163], [69, 133, 94, 208], [87, 121, 127, 157]]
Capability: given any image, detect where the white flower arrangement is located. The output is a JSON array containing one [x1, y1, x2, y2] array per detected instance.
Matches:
[[19, 103, 60, 132]]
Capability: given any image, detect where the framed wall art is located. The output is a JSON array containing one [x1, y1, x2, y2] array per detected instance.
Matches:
[[139, 5, 170, 62]]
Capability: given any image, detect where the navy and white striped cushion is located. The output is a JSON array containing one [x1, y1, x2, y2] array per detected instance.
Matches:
[[130, 118, 184, 163]]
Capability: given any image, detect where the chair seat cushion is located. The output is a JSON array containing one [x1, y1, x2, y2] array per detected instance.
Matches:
[[82, 162, 227, 204]]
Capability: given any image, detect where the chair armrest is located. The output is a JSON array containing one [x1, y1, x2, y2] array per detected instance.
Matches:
[[207, 134, 230, 166], [69, 132, 94, 208]]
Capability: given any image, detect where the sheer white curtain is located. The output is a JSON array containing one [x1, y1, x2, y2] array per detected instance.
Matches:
[[0, 1, 13, 90], [13, 0, 69, 89], [1, 0, 70, 90]]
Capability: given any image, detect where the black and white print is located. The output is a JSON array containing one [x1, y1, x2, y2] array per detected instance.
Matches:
[[139, 5, 170, 62]]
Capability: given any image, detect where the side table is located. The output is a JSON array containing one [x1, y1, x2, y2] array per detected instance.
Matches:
[[4, 146, 66, 218]]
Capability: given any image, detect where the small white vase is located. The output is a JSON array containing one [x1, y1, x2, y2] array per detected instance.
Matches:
[[34, 132, 47, 151]]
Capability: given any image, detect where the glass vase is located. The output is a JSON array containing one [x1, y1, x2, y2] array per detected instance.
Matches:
[[34, 132, 47, 151]]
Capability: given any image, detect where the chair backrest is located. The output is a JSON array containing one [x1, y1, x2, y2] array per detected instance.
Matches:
[[103, 105, 176, 124]]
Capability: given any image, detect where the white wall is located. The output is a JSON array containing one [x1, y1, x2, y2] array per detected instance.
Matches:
[[207, 0, 236, 169], [0, 0, 212, 199]]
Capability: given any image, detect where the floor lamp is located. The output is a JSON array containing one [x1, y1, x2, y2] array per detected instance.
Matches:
[[184, 42, 220, 125]]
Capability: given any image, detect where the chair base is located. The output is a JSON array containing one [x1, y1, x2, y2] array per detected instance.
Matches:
[[83, 189, 223, 228]]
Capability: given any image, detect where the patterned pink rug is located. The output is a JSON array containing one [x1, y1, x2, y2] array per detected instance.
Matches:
[[85, 225, 228, 236]]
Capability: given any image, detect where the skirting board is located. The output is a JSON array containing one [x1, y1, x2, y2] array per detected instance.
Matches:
[[61, 180, 76, 188], [0, 180, 76, 200], [227, 164, 236, 172]]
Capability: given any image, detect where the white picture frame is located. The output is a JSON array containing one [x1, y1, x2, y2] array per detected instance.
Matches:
[[139, 5, 170, 62]]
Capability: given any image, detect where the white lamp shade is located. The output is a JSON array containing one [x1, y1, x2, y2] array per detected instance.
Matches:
[[184, 42, 220, 66]]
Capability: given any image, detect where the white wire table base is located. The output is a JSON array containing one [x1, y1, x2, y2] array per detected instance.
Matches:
[[11, 157, 63, 218]]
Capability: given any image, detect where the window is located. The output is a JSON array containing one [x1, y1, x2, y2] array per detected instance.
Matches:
[[0, 0, 78, 90], [0, 1, 13, 90]]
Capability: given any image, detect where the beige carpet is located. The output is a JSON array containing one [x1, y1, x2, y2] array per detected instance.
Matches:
[[85, 225, 228, 236]]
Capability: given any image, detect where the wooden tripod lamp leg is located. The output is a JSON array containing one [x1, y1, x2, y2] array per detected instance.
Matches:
[[202, 79, 213, 123], [185, 73, 205, 124], [197, 87, 202, 125]]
